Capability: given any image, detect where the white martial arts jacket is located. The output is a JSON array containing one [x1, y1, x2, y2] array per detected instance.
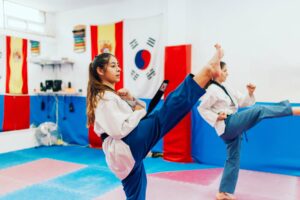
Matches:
[[94, 91, 146, 180], [198, 84, 255, 136]]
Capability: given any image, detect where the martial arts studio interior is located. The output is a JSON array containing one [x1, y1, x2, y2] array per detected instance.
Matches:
[[0, 0, 299, 199]]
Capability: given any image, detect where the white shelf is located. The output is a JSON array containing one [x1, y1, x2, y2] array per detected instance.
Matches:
[[31, 59, 74, 70]]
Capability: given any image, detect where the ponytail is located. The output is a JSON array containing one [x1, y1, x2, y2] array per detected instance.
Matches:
[[86, 53, 114, 126]]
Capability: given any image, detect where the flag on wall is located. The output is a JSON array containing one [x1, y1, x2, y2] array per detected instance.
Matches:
[[6, 36, 28, 94], [73, 25, 86, 53], [30, 40, 40, 56], [90, 21, 123, 90], [123, 15, 164, 98]]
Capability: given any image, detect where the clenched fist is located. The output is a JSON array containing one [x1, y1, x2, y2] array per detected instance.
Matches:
[[117, 88, 134, 101]]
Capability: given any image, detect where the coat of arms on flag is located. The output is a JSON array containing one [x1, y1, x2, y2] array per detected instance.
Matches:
[[124, 15, 164, 98]]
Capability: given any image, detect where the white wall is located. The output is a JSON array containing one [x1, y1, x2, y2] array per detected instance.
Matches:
[[0, 0, 5, 92], [2, 0, 299, 102], [55, 0, 300, 102], [0, 35, 4, 93], [0, 0, 3, 29], [165, 0, 188, 45], [53, 0, 194, 96], [187, 0, 300, 102], [2, 0, 187, 96]]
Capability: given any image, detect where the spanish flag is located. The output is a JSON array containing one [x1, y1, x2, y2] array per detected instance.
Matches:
[[6, 36, 28, 94], [3, 36, 30, 131], [90, 22, 123, 148], [90, 21, 123, 90]]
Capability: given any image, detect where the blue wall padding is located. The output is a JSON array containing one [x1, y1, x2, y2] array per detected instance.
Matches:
[[30, 95, 56, 126], [57, 96, 88, 146], [11, 94, 300, 175], [30, 95, 88, 146], [191, 101, 300, 174], [0, 95, 3, 132]]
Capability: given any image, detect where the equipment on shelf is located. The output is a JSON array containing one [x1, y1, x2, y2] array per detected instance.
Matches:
[[45, 80, 54, 91], [53, 80, 62, 92], [40, 82, 46, 92]]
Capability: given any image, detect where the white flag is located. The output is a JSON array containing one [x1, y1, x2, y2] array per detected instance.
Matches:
[[123, 15, 164, 99]]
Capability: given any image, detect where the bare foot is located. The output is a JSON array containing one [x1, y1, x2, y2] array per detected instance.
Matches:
[[207, 43, 224, 79], [216, 192, 236, 200], [192, 44, 224, 88]]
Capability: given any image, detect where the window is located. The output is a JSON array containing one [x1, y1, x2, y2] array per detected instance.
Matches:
[[28, 23, 45, 33], [7, 17, 27, 30], [4, 1, 46, 34]]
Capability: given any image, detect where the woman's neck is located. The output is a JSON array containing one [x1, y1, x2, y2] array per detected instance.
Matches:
[[214, 79, 222, 84], [102, 81, 115, 90]]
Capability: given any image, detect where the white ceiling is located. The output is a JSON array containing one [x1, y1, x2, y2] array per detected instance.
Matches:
[[6, 0, 125, 13]]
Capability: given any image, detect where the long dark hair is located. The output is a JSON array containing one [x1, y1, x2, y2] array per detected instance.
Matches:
[[86, 53, 115, 126], [204, 61, 226, 89]]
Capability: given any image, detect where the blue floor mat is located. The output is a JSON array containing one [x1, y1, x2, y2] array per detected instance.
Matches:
[[0, 146, 217, 200]]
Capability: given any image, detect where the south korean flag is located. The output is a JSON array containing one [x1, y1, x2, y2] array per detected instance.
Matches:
[[123, 15, 164, 99]]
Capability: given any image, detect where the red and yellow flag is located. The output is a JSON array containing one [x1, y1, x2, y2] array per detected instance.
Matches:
[[6, 36, 28, 94], [90, 21, 123, 90]]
